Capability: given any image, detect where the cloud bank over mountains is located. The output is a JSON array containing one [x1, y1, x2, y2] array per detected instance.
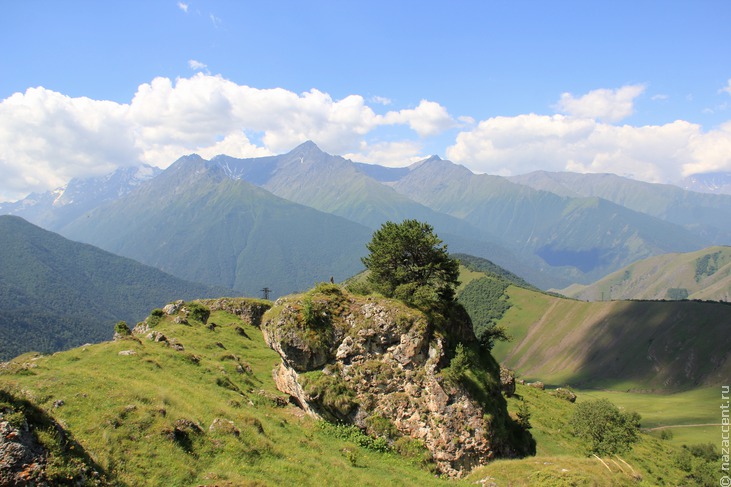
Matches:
[[1, 74, 731, 202]]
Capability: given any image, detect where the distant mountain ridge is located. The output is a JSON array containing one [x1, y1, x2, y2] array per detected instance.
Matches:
[[0, 164, 161, 231], [509, 170, 731, 242], [0, 215, 230, 360], [3, 141, 731, 293], [678, 171, 731, 195], [59, 153, 373, 297]]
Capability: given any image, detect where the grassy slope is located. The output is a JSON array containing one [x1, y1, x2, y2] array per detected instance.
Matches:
[[491, 287, 728, 447], [0, 292, 710, 485], [465, 384, 689, 486], [560, 245, 731, 301], [492, 286, 731, 391], [457, 261, 729, 450], [0, 301, 447, 486]]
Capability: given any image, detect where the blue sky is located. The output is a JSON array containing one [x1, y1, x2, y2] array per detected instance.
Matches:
[[1, 0, 731, 201]]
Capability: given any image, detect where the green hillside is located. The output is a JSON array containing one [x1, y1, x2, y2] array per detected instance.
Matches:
[[559, 245, 731, 302], [0, 298, 450, 485], [0, 293, 715, 485], [455, 258, 729, 463], [0, 215, 230, 360], [60, 155, 372, 298], [491, 286, 731, 390], [454, 255, 730, 391]]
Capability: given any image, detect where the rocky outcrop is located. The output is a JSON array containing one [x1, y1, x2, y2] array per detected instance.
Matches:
[[499, 367, 516, 397], [0, 418, 47, 485], [261, 286, 510, 478], [1, 392, 103, 486], [199, 298, 271, 327]]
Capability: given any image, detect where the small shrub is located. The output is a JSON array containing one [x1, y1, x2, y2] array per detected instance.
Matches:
[[317, 422, 391, 453], [660, 429, 673, 440], [185, 302, 210, 324], [300, 371, 357, 419], [364, 413, 398, 440], [516, 399, 532, 429], [342, 447, 359, 467], [393, 437, 434, 470], [442, 343, 470, 383], [114, 321, 131, 336]]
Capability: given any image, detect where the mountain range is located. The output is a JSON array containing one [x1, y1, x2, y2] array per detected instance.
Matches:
[[3, 141, 731, 295]]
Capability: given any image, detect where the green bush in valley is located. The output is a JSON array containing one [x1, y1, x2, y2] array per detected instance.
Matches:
[[571, 398, 640, 455]]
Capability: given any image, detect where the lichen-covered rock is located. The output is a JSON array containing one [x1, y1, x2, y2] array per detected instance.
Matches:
[[499, 367, 516, 397], [208, 418, 240, 437], [1, 392, 103, 486], [262, 286, 511, 478], [0, 418, 47, 485], [163, 300, 184, 315], [146, 331, 168, 343], [200, 297, 272, 327], [551, 387, 577, 403]]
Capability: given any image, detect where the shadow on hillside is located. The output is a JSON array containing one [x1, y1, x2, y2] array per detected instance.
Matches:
[[561, 300, 731, 390]]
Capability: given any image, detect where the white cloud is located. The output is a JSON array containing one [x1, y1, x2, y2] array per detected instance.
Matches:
[[343, 140, 426, 167], [722, 79, 731, 96], [4, 75, 729, 203], [188, 59, 207, 71], [370, 95, 392, 106], [0, 74, 455, 201], [210, 13, 222, 28], [556, 85, 645, 123], [177, 2, 189, 13], [447, 113, 731, 182], [382, 100, 456, 137], [0, 87, 139, 200]]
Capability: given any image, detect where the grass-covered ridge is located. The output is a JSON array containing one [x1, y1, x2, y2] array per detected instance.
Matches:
[[0, 297, 450, 486], [1, 288, 722, 484], [491, 286, 731, 391], [559, 245, 731, 302]]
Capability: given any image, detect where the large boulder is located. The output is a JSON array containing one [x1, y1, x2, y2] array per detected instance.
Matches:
[[261, 286, 511, 478]]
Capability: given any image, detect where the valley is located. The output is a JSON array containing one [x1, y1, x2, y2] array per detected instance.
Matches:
[[0, 143, 729, 485]]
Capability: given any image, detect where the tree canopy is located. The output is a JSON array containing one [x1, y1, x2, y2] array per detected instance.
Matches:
[[571, 398, 641, 455], [361, 220, 459, 310]]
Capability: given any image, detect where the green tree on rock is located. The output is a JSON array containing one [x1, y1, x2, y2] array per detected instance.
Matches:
[[361, 220, 460, 310]]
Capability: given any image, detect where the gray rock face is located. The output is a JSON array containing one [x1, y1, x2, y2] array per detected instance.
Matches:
[[261, 288, 509, 478]]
